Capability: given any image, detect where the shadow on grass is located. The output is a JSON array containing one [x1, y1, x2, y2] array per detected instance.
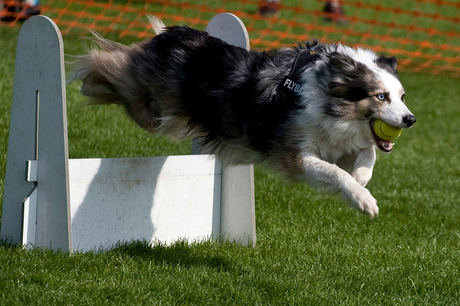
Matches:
[[107, 239, 237, 272], [0, 238, 238, 273]]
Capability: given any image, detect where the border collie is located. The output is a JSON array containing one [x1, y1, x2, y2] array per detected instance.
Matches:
[[72, 16, 416, 218]]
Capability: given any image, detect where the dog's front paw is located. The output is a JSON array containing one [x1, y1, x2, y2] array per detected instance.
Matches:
[[342, 185, 379, 218]]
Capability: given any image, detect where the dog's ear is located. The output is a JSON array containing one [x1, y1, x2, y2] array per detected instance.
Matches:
[[328, 53, 370, 81], [375, 55, 398, 77], [327, 53, 376, 101]]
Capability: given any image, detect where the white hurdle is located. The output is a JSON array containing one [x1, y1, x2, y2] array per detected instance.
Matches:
[[0, 14, 256, 252]]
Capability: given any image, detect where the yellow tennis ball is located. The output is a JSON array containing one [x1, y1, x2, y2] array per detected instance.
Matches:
[[374, 119, 403, 141]]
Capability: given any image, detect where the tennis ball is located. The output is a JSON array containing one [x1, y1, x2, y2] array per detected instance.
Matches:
[[373, 119, 403, 141]]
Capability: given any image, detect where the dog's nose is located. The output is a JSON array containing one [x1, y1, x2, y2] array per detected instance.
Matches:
[[403, 114, 416, 127]]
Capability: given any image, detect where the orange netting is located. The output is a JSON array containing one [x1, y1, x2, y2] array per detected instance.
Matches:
[[2, 0, 460, 77]]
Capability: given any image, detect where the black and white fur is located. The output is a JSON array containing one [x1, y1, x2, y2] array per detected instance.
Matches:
[[73, 16, 416, 217]]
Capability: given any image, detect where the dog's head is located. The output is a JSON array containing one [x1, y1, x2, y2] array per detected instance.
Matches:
[[325, 52, 416, 152]]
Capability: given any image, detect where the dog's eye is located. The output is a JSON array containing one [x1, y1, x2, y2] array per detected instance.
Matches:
[[401, 94, 405, 102], [376, 93, 386, 101]]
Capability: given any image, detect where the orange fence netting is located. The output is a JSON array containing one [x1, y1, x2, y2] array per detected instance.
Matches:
[[2, 0, 460, 77]]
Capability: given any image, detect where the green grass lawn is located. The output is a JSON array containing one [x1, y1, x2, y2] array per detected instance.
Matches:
[[1, 18, 460, 305]]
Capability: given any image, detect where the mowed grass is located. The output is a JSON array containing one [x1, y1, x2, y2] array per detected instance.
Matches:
[[1, 20, 460, 305]]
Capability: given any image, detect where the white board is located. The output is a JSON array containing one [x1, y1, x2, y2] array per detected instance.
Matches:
[[69, 155, 222, 251]]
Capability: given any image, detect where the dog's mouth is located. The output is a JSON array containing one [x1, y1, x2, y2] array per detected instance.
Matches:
[[370, 119, 393, 153]]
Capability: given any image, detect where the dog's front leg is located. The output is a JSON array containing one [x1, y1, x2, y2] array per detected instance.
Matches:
[[300, 153, 379, 217], [351, 147, 376, 187]]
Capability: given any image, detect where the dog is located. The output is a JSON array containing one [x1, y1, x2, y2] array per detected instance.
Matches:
[[72, 16, 416, 218]]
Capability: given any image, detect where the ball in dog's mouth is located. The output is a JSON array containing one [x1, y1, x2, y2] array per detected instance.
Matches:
[[370, 119, 394, 152]]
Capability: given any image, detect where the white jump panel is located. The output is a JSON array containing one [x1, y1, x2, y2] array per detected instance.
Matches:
[[69, 156, 221, 251]]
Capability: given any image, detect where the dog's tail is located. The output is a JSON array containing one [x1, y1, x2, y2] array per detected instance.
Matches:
[[69, 32, 131, 106], [70, 15, 166, 106], [146, 14, 166, 35]]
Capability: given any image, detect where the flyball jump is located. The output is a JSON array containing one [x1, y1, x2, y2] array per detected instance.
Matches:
[[1, 14, 256, 252]]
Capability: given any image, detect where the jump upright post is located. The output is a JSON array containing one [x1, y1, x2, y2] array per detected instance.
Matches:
[[0, 13, 256, 252]]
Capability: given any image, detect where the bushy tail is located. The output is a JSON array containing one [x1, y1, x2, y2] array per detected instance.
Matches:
[[70, 33, 129, 105], [70, 15, 166, 106], [146, 14, 166, 35]]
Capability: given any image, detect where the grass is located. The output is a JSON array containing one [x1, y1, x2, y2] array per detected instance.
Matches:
[[1, 13, 460, 306]]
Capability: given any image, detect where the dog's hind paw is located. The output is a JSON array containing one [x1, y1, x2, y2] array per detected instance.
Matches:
[[342, 186, 379, 218]]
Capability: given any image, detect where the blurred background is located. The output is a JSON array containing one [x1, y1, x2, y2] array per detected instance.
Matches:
[[1, 0, 460, 77]]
